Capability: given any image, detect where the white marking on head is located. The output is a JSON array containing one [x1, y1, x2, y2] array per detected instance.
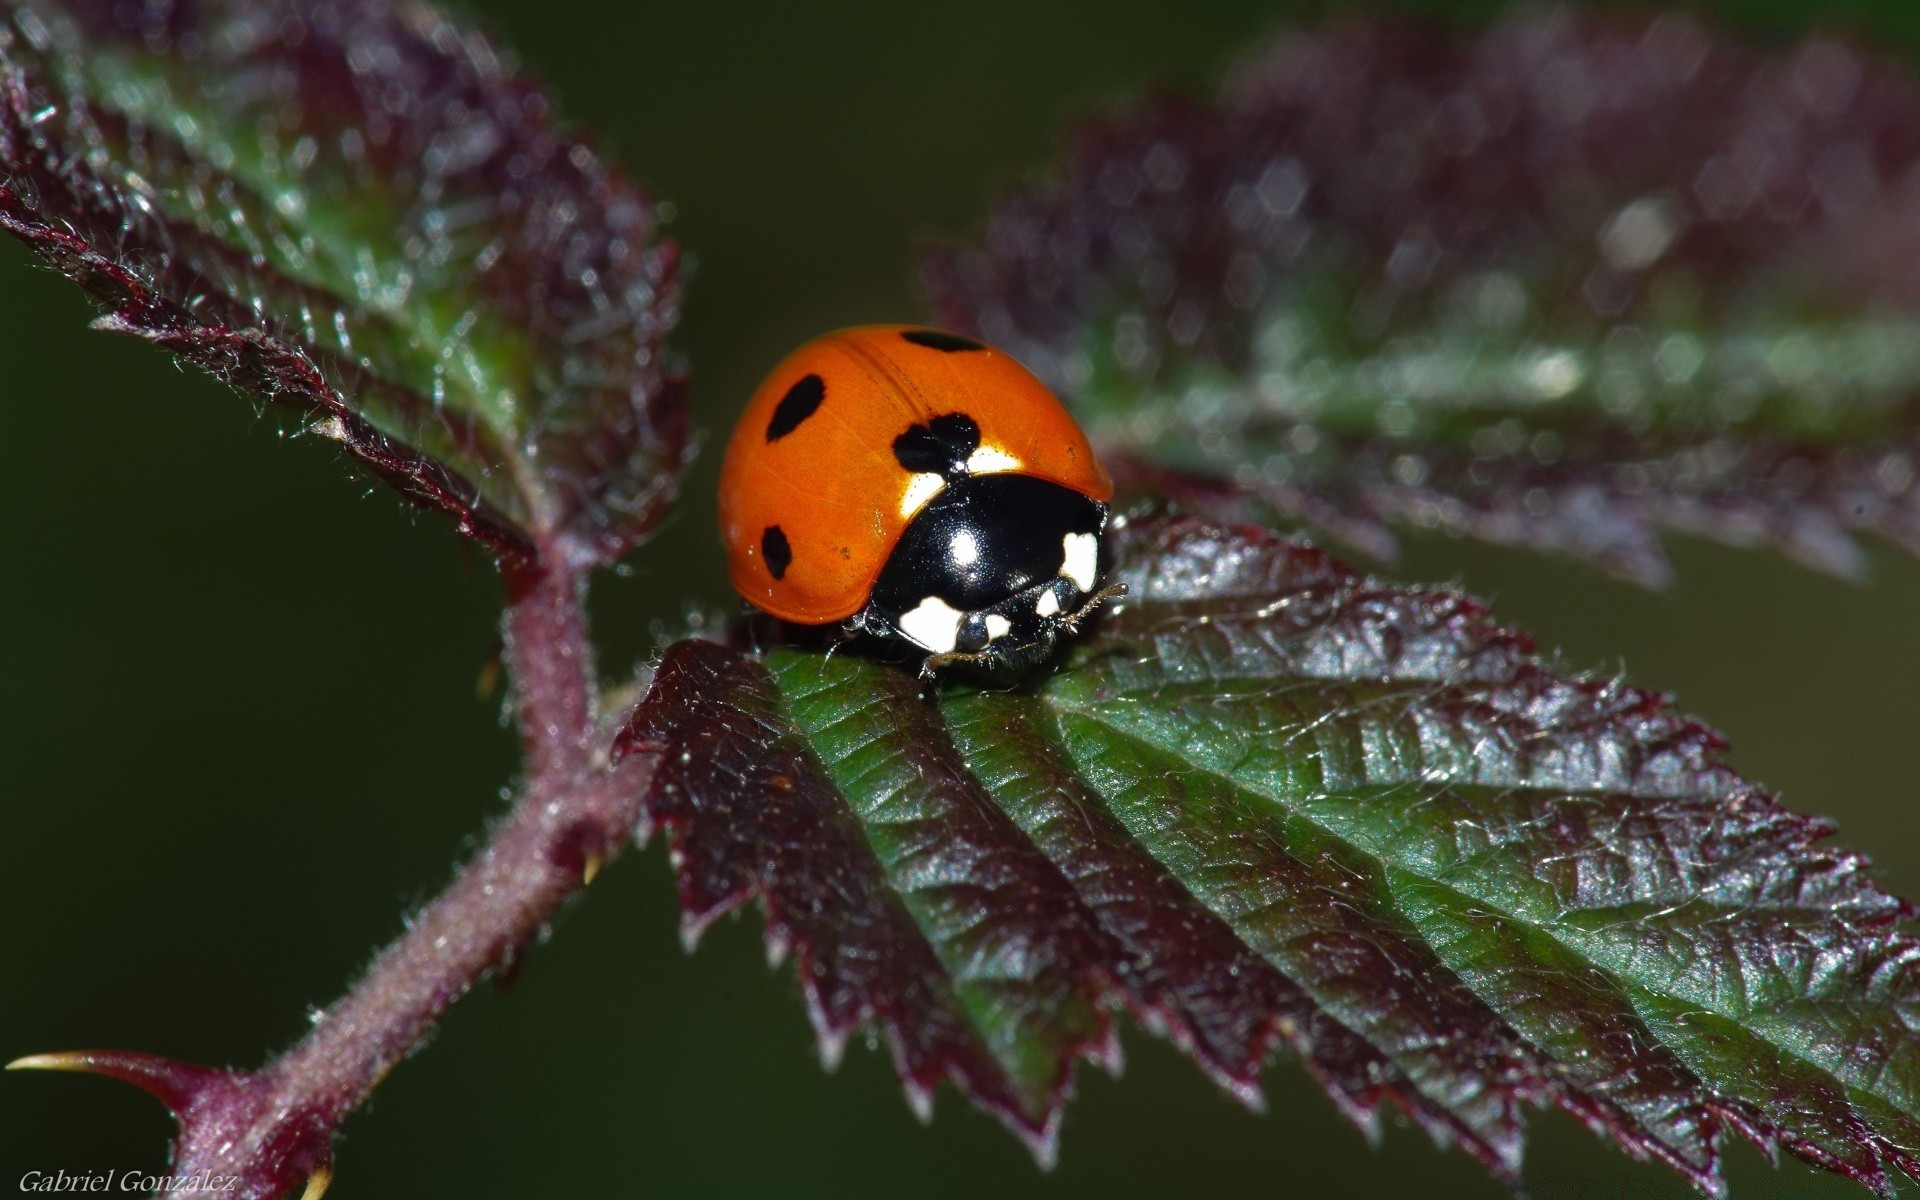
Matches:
[[1034, 589, 1061, 618], [898, 472, 945, 519], [1060, 532, 1098, 592], [897, 596, 965, 654], [984, 614, 1013, 641], [965, 444, 1023, 475], [950, 529, 980, 567]]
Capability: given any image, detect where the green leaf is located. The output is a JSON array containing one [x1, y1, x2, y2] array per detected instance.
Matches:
[[623, 514, 1920, 1195], [0, 0, 685, 563], [925, 11, 1920, 585]]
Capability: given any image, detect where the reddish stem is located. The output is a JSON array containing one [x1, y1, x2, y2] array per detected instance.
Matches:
[[267, 556, 630, 1090], [28, 553, 656, 1198]]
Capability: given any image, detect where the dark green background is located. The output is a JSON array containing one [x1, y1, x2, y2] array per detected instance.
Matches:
[[4, 0, 1919, 1195]]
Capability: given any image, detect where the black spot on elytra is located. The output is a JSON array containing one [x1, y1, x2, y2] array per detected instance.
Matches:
[[762, 525, 793, 580], [902, 329, 986, 352], [765, 374, 825, 441], [892, 412, 981, 478]]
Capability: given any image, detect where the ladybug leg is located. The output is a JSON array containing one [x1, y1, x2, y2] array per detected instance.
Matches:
[[920, 648, 994, 682], [823, 621, 860, 664], [1060, 582, 1128, 634], [916, 648, 982, 699], [835, 606, 898, 666]]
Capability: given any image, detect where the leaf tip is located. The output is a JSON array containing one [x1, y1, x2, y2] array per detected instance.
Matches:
[[1013, 1111, 1065, 1172], [676, 918, 707, 954], [763, 925, 791, 970], [813, 1021, 851, 1074], [902, 1077, 936, 1125], [307, 415, 350, 443]]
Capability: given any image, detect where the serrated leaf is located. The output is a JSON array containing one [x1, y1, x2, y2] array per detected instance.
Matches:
[[620, 514, 1920, 1195], [0, 0, 685, 565], [923, 9, 1920, 585]]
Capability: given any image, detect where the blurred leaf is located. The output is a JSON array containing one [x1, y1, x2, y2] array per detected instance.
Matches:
[[622, 514, 1920, 1195], [925, 9, 1920, 586], [0, 0, 685, 565]]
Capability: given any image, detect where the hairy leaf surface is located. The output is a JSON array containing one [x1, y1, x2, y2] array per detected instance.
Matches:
[[621, 514, 1920, 1195], [925, 10, 1920, 585], [0, 0, 684, 564]]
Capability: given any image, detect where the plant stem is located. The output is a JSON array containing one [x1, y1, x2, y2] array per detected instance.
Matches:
[[152, 553, 652, 1196]]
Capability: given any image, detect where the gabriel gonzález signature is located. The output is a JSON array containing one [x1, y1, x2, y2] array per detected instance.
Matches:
[[19, 1170, 239, 1193]]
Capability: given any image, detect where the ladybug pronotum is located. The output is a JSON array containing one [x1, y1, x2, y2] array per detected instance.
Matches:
[[718, 325, 1121, 678]]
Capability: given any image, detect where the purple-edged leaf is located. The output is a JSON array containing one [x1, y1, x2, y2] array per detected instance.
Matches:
[[0, 0, 684, 565], [924, 10, 1920, 585], [627, 635, 1119, 1161], [620, 514, 1920, 1195]]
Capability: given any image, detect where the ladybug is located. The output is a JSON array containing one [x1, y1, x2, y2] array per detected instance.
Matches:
[[719, 325, 1121, 678]]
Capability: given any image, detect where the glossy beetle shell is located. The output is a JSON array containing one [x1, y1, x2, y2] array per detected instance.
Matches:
[[718, 325, 1112, 625]]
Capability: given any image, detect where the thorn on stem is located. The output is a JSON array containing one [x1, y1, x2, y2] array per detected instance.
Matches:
[[476, 650, 504, 700], [300, 1166, 333, 1200], [7, 1049, 223, 1115], [11, 1050, 337, 1199]]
